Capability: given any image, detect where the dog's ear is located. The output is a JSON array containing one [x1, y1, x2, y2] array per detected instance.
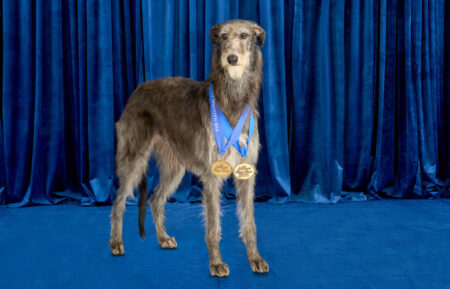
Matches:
[[210, 24, 222, 46], [251, 24, 265, 47]]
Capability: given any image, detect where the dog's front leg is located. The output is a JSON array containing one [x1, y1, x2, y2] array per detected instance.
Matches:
[[235, 176, 269, 273], [201, 176, 229, 277]]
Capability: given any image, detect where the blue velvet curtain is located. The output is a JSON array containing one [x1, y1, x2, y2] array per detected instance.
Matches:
[[1, 0, 448, 206]]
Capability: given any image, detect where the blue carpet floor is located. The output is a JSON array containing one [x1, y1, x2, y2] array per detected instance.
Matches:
[[1, 199, 449, 289]]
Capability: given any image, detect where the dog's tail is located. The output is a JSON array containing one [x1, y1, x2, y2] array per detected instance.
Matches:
[[138, 177, 147, 240]]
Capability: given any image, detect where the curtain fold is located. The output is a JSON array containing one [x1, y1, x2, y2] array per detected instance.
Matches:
[[1, 0, 448, 206]]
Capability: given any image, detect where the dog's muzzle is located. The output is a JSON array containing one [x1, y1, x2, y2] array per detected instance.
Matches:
[[227, 54, 238, 65]]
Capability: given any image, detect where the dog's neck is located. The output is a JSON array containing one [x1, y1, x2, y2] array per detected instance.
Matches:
[[209, 56, 261, 126]]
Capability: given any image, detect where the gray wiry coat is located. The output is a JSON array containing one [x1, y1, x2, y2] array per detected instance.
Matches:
[[109, 19, 269, 277]]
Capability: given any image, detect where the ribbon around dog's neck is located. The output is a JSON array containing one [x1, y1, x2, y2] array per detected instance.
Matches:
[[209, 83, 255, 157]]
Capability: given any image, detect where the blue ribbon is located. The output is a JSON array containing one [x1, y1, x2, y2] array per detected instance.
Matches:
[[209, 83, 255, 157]]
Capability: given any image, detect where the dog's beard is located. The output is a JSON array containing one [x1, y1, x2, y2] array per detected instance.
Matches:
[[225, 65, 245, 79]]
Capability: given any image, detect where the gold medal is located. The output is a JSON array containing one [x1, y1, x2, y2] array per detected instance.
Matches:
[[233, 163, 255, 180], [211, 160, 233, 178]]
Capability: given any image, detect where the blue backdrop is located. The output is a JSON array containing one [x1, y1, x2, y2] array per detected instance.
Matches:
[[0, 0, 448, 206]]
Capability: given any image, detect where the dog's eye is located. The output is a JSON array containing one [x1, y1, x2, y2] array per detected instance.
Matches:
[[221, 34, 228, 40], [240, 33, 247, 39]]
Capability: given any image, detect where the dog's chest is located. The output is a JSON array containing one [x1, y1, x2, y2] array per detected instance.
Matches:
[[206, 118, 257, 169], [223, 134, 248, 168]]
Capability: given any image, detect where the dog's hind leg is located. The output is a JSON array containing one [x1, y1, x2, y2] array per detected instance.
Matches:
[[150, 139, 185, 249], [234, 176, 269, 273], [109, 117, 153, 256], [201, 175, 229, 277]]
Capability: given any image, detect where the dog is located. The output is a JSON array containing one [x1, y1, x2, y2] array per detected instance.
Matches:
[[109, 19, 268, 277]]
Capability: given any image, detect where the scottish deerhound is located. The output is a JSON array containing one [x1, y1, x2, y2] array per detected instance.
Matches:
[[109, 19, 268, 277]]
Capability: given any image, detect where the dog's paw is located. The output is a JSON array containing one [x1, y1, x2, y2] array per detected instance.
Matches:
[[159, 237, 177, 249], [210, 263, 230, 277], [109, 241, 125, 256], [249, 257, 269, 273]]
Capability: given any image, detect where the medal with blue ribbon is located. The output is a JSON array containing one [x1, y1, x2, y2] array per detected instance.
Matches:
[[209, 83, 256, 179]]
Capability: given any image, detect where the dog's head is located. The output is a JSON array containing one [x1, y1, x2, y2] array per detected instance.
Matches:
[[210, 20, 265, 80]]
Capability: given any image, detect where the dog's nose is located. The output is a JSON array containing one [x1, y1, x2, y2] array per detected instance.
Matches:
[[227, 54, 238, 65]]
